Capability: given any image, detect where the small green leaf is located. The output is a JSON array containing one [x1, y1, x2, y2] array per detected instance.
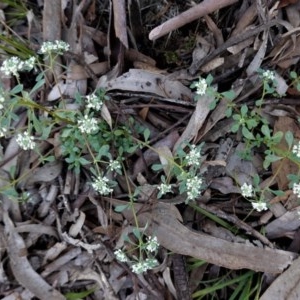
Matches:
[[11, 84, 23, 94], [285, 131, 294, 149], [272, 131, 283, 144], [242, 126, 255, 140], [225, 107, 232, 118], [240, 105, 248, 116], [151, 164, 163, 171], [231, 123, 240, 133], [270, 189, 285, 197], [261, 124, 270, 138], [132, 227, 141, 239], [222, 90, 235, 101], [30, 78, 45, 95], [143, 128, 150, 141], [290, 71, 298, 79], [114, 204, 130, 212], [206, 74, 214, 85]]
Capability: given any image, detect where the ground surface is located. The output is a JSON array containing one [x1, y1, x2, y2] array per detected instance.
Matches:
[[1, 0, 300, 299]]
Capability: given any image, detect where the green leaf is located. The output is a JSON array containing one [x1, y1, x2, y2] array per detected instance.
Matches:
[[231, 123, 240, 133], [242, 126, 255, 140], [11, 84, 23, 94], [113, 129, 124, 136], [240, 105, 248, 116], [253, 174, 260, 186], [285, 131, 294, 149], [272, 131, 283, 144], [30, 78, 45, 95], [271, 189, 285, 197], [255, 99, 263, 106], [225, 107, 232, 118], [143, 128, 150, 141], [206, 74, 214, 85], [133, 227, 142, 239], [151, 164, 163, 171], [290, 71, 298, 79], [261, 124, 270, 138], [114, 204, 130, 212], [65, 288, 96, 300], [222, 90, 235, 101]]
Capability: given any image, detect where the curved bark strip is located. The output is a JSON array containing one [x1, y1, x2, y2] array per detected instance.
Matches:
[[108, 199, 297, 274], [3, 211, 65, 300]]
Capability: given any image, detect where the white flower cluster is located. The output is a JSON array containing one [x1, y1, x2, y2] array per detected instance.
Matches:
[[16, 131, 36, 150], [252, 202, 268, 212], [108, 160, 121, 172], [145, 236, 159, 252], [131, 258, 159, 274], [0, 93, 5, 111], [292, 142, 300, 158], [85, 93, 103, 111], [194, 78, 207, 96], [114, 249, 128, 262], [77, 115, 98, 134], [293, 183, 300, 198], [262, 70, 275, 82], [91, 175, 112, 195], [0, 128, 7, 138], [186, 144, 201, 166], [157, 183, 172, 196], [0, 56, 36, 77], [40, 40, 70, 54], [186, 176, 203, 201], [241, 183, 253, 198]]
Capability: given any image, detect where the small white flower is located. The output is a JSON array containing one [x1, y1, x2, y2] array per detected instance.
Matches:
[[1, 56, 22, 76], [0, 95, 5, 110], [23, 56, 36, 70], [78, 115, 98, 134], [131, 261, 147, 274], [108, 160, 121, 172], [157, 183, 172, 196], [293, 183, 300, 198], [186, 144, 201, 166], [194, 78, 207, 96], [131, 259, 158, 274], [86, 93, 103, 111], [262, 70, 275, 82], [144, 258, 159, 269], [186, 176, 203, 201], [91, 175, 112, 195], [0, 127, 7, 138], [0, 56, 36, 77], [114, 249, 128, 262], [16, 131, 36, 150], [241, 183, 253, 198], [40, 40, 70, 54], [252, 201, 268, 212], [145, 236, 159, 252], [292, 142, 300, 158]]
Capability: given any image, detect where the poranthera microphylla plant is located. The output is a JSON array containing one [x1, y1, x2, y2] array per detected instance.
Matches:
[[2, 40, 300, 273]]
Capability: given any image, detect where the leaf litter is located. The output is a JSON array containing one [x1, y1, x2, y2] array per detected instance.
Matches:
[[1, 0, 300, 299]]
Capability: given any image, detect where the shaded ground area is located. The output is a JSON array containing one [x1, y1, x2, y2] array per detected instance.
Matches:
[[1, 0, 300, 299]]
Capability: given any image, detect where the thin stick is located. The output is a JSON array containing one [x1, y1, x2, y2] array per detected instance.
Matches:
[[149, 0, 238, 40]]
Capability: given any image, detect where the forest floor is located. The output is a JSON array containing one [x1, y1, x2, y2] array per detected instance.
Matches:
[[1, 1, 300, 299]]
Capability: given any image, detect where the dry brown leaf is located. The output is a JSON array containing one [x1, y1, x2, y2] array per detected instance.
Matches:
[[265, 209, 300, 239], [98, 69, 193, 101], [108, 199, 297, 273], [174, 93, 215, 152], [260, 256, 300, 300], [3, 211, 65, 300]]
